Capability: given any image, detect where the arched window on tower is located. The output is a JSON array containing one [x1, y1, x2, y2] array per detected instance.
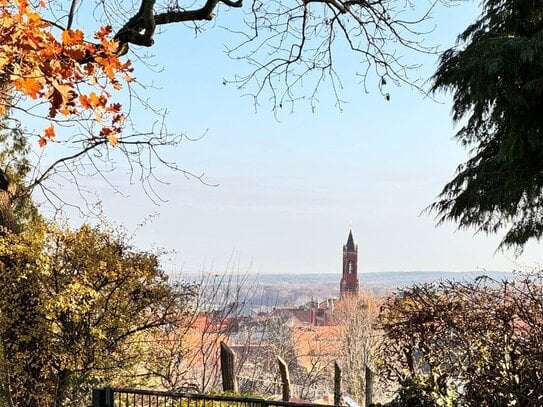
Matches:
[[348, 261, 353, 274]]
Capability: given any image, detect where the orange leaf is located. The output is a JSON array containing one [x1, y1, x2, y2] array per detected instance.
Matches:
[[38, 137, 47, 147], [107, 102, 122, 113], [95, 25, 113, 40], [79, 94, 92, 109], [62, 29, 84, 46], [66, 48, 86, 61], [105, 64, 115, 80], [18, 0, 29, 13], [43, 125, 55, 138], [14, 77, 42, 99]]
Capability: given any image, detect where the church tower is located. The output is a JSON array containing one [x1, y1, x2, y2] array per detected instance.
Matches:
[[340, 229, 359, 298]]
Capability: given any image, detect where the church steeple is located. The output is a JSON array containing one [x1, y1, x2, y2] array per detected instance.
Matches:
[[340, 229, 359, 298], [345, 229, 355, 252]]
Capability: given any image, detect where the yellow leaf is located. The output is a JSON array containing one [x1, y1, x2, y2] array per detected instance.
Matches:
[[108, 133, 118, 146], [88, 92, 100, 107]]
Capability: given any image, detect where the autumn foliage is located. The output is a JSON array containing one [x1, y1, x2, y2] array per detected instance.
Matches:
[[0, 220, 191, 406], [378, 278, 543, 406], [0, 0, 132, 146]]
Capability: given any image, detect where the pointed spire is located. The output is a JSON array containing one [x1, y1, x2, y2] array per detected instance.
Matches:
[[345, 229, 355, 252]]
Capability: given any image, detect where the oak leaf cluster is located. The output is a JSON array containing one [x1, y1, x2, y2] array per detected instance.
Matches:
[[0, 0, 132, 146]]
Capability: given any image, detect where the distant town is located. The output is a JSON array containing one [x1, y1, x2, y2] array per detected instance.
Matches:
[[175, 229, 513, 308], [159, 230, 371, 401], [161, 231, 516, 403]]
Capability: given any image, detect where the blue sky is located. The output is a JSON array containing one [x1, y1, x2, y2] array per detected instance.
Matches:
[[38, 0, 542, 274]]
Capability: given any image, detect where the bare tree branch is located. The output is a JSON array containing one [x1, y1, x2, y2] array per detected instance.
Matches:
[[114, 0, 243, 49]]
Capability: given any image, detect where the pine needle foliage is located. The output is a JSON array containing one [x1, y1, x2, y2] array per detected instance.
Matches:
[[431, 0, 543, 250]]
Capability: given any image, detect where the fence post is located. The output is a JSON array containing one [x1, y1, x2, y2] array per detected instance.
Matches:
[[365, 365, 374, 407], [277, 356, 291, 402], [334, 361, 342, 406], [220, 341, 239, 393], [92, 387, 114, 407]]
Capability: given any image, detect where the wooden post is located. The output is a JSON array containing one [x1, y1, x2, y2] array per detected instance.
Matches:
[[220, 341, 238, 393], [365, 365, 374, 407], [277, 356, 291, 402], [334, 361, 342, 406], [92, 388, 113, 407]]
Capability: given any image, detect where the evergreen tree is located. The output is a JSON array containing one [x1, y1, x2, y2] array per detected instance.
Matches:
[[431, 0, 543, 249]]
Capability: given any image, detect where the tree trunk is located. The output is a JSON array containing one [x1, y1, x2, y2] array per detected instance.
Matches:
[[0, 169, 20, 233], [0, 190, 16, 232], [0, 74, 11, 112], [334, 362, 342, 406], [365, 365, 373, 407]]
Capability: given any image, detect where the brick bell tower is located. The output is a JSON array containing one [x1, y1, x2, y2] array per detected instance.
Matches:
[[340, 229, 359, 298]]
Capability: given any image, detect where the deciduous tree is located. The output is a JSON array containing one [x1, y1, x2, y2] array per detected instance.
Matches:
[[334, 292, 382, 403], [0, 220, 193, 406], [379, 277, 543, 406], [142, 271, 257, 393]]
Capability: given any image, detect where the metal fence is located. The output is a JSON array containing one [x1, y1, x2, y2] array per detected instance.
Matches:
[[92, 388, 336, 407]]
